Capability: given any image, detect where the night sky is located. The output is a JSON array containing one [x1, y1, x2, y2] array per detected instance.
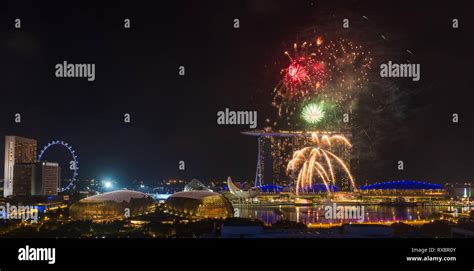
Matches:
[[0, 0, 472, 186]]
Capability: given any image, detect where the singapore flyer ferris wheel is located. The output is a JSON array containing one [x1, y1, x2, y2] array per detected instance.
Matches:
[[38, 140, 79, 191]]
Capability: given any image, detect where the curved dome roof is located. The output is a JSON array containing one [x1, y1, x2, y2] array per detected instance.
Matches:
[[169, 190, 220, 200], [81, 190, 151, 203], [183, 179, 212, 192], [165, 191, 233, 218], [360, 180, 444, 190]]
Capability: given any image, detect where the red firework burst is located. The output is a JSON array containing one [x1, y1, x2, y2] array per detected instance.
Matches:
[[286, 60, 308, 83], [282, 56, 326, 96]]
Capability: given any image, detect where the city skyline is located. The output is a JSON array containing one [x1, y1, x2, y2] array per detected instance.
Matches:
[[0, 2, 473, 266], [0, 1, 472, 186]]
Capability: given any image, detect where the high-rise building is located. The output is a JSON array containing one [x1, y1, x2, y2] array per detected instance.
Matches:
[[243, 130, 352, 190], [41, 162, 61, 195], [13, 162, 60, 196], [3, 136, 37, 197]]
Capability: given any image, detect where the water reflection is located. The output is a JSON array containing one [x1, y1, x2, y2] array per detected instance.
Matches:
[[235, 205, 453, 224]]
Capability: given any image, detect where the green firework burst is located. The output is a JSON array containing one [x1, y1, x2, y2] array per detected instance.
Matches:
[[301, 102, 326, 124]]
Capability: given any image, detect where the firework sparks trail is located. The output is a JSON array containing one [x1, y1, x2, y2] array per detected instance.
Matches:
[[287, 133, 356, 195], [271, 37, 372, 125]]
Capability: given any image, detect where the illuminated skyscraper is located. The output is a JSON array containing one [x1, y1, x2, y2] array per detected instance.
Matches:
[[3, 136, 37, 197], [13, 162, 60, 196], [242, 130, 352, 189], [40, 162, 60, 196]]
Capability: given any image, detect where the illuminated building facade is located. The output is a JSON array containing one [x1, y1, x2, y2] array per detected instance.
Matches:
[[12, 162, 60, 196], [359, 180, 446, 201], [445, 182, 472, 200], [242, 130, 352, 189], [70, 190, 155, 221], [164, 191, 233, 218], [3, 136, 37, 197]]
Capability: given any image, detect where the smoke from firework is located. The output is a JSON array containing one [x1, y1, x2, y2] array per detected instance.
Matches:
[[271, 37, 372, 129]]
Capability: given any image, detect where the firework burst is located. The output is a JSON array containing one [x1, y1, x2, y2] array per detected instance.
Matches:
[[282, 44, 327, 97], [271, 37, 372, 127], [287, 132, 356, 195], [301, 102, 325, 124], [272, 42, 326, 117]]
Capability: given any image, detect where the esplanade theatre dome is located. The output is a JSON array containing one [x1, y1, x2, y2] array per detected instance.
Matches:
[[184, 179, 212, 192], [164, 191, 233, 218], [69, 190, 155, 221]]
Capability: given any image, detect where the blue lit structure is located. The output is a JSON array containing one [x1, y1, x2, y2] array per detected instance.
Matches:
[[258, 184, 284, 193], [360, 180, 444, 190], [301, 184, 339, 193], [234, 184, 340, 193]]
